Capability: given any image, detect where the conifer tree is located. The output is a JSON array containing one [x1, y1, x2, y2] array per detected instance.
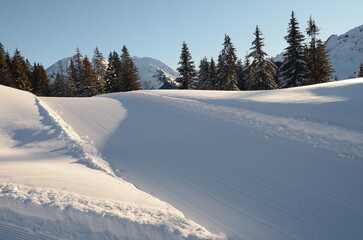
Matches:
[[209, 57, 217, 89], [105, 51, 121, 93], [53, 60, 67, 96], [31, 63, 51, 96], [72, 48, 85, 96], [119, 45, 140, 91], [358, 62, 363, 78], [216, 35, 239, 90], [81, 57, 98, 96], [92, 47, 106, 94], [279, 11, 308, 88], [176, 42, 197, 89], [305, 17, 334, 84], [66, 59, 77, 97], [236, 59, 246, 90], [10, 49, 32, 91], [0, 43, 12, 86], [246, 26, 278, 90], [198, 57, 211, 89]]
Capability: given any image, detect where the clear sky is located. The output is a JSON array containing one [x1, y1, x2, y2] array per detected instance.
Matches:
[[1, 0, 362, 69]]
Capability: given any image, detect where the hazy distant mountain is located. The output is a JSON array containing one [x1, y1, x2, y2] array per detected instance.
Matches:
[[46, 56, 179, 89]]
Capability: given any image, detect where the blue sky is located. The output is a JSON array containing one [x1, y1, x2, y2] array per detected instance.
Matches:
[[1, 0, 362, 69]]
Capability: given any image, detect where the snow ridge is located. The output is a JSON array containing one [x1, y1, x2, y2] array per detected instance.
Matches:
[[37, 98, 115, 176], [0, 183, 223, 240]]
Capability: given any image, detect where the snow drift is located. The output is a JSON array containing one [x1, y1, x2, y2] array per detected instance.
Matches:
[[41, 79, 363, 240]]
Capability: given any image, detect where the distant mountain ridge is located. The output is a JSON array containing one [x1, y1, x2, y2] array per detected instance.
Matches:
[[46, 56, 179, 89]]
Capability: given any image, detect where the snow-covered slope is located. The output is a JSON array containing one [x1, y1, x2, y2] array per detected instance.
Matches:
[[45, 56, 179, 89], [325, 24, 363, 79], [0, 85, 222, 240], [40, 79, 363, 240]]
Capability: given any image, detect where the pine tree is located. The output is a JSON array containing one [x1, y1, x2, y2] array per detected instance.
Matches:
[[92, 47, 106, 94], [119, 45, 140, 91], [31, 63, 51, 96], [10, 49, 32, 91], [0, 43, 13, 86], [246, 26, 278, 90], [197, 57, 211, 89], [305, 17, 334, 84], [82, 57, 99, 96], [236, 59, 246, 90], [358, 62, 363, 78], [176, 42, 197, 89], [279, 11, 308, 88], [72, 48, 85, 96], [216, 35, 239, 90], [104, 51, 121, 93], [209, 57, 217, 89], [66, 59, 77, 97]]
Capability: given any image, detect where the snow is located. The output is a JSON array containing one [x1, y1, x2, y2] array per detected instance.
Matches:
[[40, 79, 363, 239], [1, 78, 363, 239], [0, 85, 222, 240]]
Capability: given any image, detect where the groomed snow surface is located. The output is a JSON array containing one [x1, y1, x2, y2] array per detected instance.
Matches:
[[1, 78, 363, 239]]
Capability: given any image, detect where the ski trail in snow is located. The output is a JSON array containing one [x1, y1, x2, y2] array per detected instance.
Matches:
[[36, 97, 116, 176], [137, 91, 363, 161]]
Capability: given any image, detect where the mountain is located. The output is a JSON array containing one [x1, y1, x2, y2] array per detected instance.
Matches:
[[46, 56, 179, 89], [274, 24, 363, 80], [325, 24, 363, 79]]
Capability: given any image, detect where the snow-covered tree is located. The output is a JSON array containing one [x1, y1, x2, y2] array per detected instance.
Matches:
[[176, 42, 197, 89], [104, 51, 121, 93], [198, 57, 211, 89], [246, 26, 278, 90], [279, 11, 308, 88], [216, 35, 239, 90], [92, 46, 106, 94], [119, 45, 140, 91], [305, 17, 334, 84]]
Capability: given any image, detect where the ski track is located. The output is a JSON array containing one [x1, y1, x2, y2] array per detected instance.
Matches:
[[40, 86, 363, 240]]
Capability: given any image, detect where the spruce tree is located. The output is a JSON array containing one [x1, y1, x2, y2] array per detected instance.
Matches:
[[197, 57, 211, 89], [246, 26, 278, 90], [279, 11, 308, 88], [82, 57, 99, 96], [176, 42, 197, 89], [209, 57, 217, 89], [0, 43, 13, 86], [104, 51, 121, 93], [216, 35, 239, 90], [358, 62, 363, 78], [305, 17, 334, 84], [72, 48, 85, 96], [92, 47, 106, 94], [10, 49, 32, 91], [31, 63, 51, 96], [119, 45, 140, 91], [66, 59, 77, 97], [236, 59, 246, 90]]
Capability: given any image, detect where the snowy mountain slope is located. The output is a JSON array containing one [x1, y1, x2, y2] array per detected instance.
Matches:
[[41, 79, 363, 240], [325, 24, 363, 79], [0, 85, 222, 240], [45, 56, 179, 89]]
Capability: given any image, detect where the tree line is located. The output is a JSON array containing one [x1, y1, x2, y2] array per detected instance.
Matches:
[[0, 44, 140, 97], [176, 12, 338, 90]]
